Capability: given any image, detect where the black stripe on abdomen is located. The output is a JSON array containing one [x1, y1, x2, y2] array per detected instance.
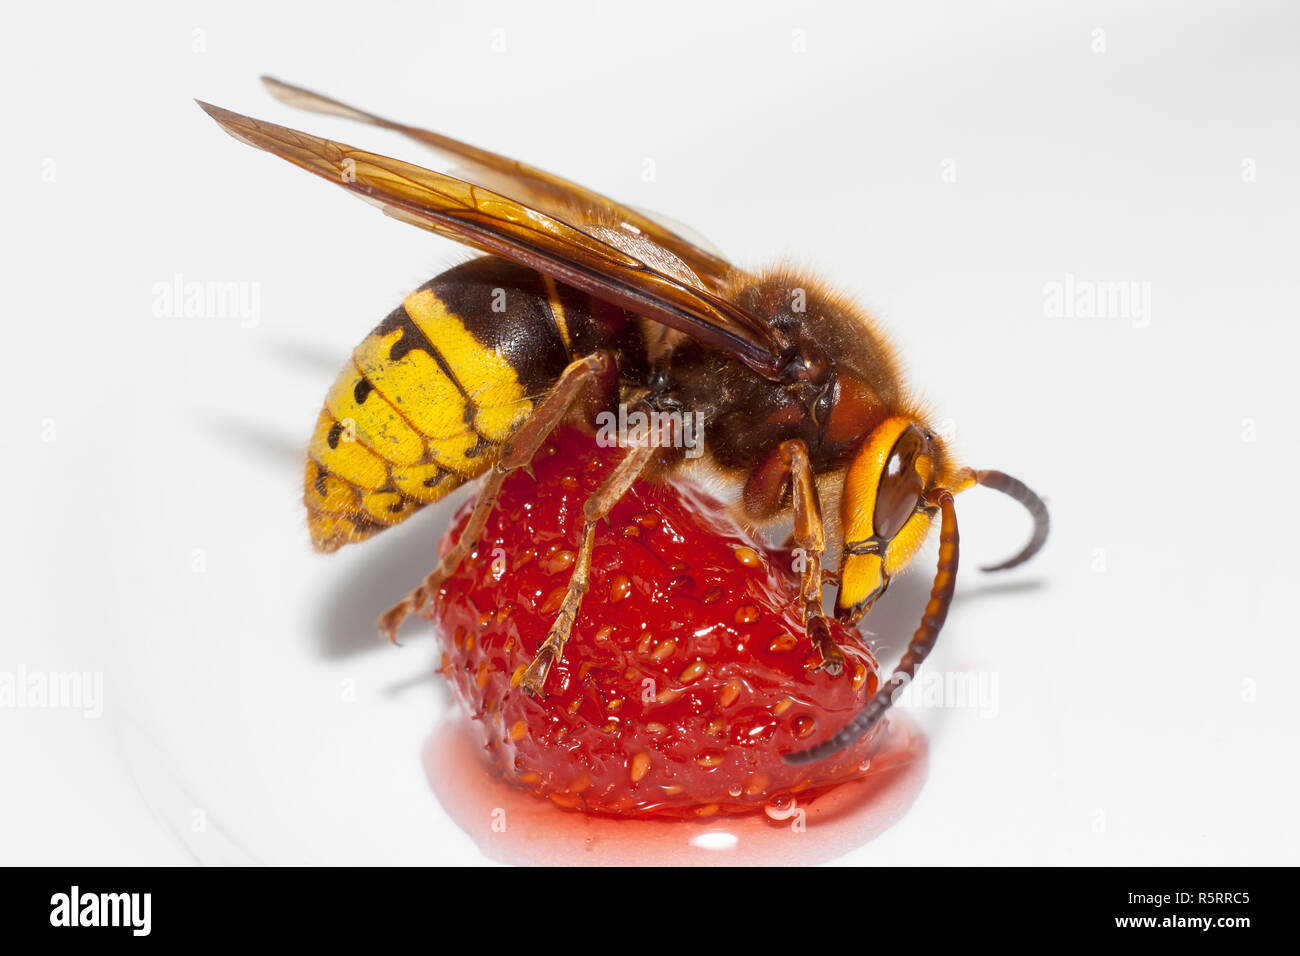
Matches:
[[426, 257, 572, 396]]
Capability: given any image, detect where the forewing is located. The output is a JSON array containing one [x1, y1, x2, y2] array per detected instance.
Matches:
[[198, 101, 785, 378], [259, 76, 738, 291]]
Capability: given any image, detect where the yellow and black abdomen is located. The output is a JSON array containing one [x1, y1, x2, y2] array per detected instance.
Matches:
[[304, 256, 645, 552]]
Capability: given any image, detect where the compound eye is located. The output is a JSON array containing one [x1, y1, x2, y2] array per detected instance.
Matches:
[[874, 427, 928, 539]]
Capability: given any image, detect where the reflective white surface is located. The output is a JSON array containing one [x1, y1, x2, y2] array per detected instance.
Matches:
[[3, 0, 1297, 865]]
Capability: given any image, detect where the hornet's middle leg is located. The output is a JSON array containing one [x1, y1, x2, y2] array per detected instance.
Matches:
[[519, 433, 660, 696], [378, 351, 616, 641]]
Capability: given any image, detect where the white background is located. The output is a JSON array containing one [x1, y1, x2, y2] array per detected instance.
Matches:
[[3, 0, 1297, 865]]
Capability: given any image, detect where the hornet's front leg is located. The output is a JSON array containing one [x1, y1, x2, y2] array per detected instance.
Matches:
[[744, 439, 844, 675]]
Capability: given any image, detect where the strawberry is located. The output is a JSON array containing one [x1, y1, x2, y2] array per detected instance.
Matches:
[[428, 428, 885, 818]]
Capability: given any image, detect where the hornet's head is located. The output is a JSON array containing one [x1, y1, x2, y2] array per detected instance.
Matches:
[[834, 416, 947, 622], [784, 412, 1049, 766]]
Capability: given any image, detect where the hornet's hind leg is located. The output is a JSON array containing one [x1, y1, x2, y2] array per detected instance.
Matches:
[[377, 351, 616, 642]]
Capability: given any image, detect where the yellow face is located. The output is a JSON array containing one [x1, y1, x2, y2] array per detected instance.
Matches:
[[836, 416, 938, 621]]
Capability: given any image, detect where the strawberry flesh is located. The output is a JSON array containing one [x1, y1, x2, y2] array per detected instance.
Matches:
[[428, 428, 885, 818]]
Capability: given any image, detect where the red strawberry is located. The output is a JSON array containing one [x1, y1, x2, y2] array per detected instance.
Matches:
[[428, 428, 885, 818]]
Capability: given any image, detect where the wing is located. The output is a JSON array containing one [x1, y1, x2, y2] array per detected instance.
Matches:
[[197, 101, 787, 379], [259, 76, 736, 291]]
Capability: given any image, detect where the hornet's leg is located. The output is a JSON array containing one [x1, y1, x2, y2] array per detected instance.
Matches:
[[783, 440, 844, 675], [519, 434, 660, 696], [378, 352, 616, 641], [742, 439, 843, 675], [784, 488, 959, 765]]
